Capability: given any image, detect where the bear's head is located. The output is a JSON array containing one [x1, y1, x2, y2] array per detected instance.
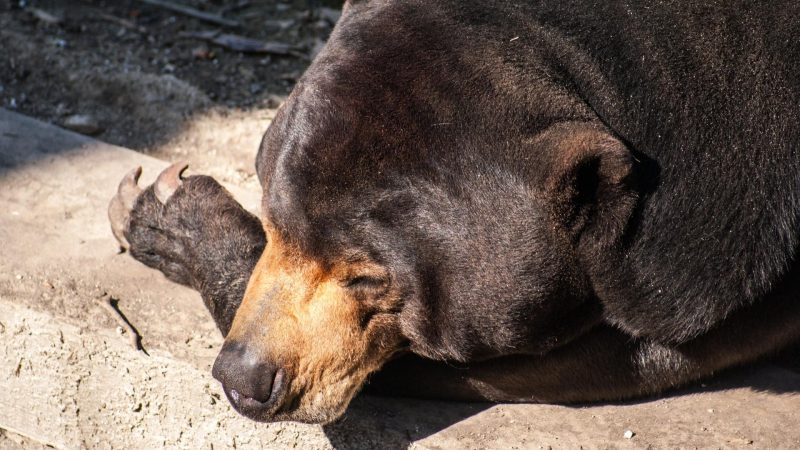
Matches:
[[212, 0, 638, 424]]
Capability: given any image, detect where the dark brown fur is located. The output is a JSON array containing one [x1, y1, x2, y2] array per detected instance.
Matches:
[[119, 0, 800, 424]]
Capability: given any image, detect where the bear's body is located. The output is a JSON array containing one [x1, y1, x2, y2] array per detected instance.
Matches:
[[503, 0, 800, 343], [111, 0, 800, 424]]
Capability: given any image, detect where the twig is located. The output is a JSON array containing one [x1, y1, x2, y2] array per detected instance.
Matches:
[[93, 11, 148, 34], [28, 7, 63, 25], [219, 0, 252, 15], [137, 0, 240, 28], [179, 30, 300, 56], [96, 293, 148, 354]]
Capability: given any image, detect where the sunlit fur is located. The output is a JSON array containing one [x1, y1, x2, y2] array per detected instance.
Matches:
[[226, 229, 405, 423]]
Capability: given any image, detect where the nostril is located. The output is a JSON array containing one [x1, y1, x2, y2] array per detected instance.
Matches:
[[212, 341, 282, 406], [244, 362, 277, 403]]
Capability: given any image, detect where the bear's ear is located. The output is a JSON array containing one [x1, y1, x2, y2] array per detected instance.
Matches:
[[543, 124, 638, 247]]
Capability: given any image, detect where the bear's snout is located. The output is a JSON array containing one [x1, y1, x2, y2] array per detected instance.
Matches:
[[212, 340, 287, 419], [212, 229, 406, 423]]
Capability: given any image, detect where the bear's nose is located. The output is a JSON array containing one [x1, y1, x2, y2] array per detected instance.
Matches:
[[212, 340, 285, 410]]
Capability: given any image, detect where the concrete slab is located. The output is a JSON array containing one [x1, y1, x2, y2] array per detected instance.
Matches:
[[1, 109, 799, 449]]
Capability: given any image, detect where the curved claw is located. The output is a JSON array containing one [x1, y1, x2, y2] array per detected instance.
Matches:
[[154, 161, 189, 204], [108, 166, 143, 251], [118, 166, 143, 209]]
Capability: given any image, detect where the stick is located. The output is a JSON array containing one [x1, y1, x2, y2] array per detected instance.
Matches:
[[93, 11, 148, 34], [29, 8, 63, 25], [179, 30, 299, 56], [137, 0, 240, 28], [96, 293, 147, 354], [219, 0, 252, 15]]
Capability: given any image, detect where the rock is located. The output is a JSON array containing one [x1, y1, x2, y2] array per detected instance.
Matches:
[[623, 430, 635, 439], [192, 45, 215, 60], [249, 83, 263, 94], [62, 114, 103, 136], [266, 95, 285, 108]]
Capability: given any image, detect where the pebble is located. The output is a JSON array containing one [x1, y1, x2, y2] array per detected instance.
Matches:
[[249, 83, 264, 94], [623, 430, 635, 439], [62, 114, 103, 135], [192, 46, 215, 60]]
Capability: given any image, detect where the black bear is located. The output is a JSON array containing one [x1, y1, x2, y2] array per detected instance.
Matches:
[[109, 0, 800, 424]]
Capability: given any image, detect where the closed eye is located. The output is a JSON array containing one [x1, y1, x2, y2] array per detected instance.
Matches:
[[345, 276, 387, 289]]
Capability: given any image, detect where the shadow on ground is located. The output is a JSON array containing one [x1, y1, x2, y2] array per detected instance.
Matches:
[[324, 396, 490, 449], [322, 358, 800, 449]]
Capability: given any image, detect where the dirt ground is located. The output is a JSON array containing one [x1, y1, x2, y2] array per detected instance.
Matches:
[[0, 0, 342, 191], [2, 1, 800, 449]]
